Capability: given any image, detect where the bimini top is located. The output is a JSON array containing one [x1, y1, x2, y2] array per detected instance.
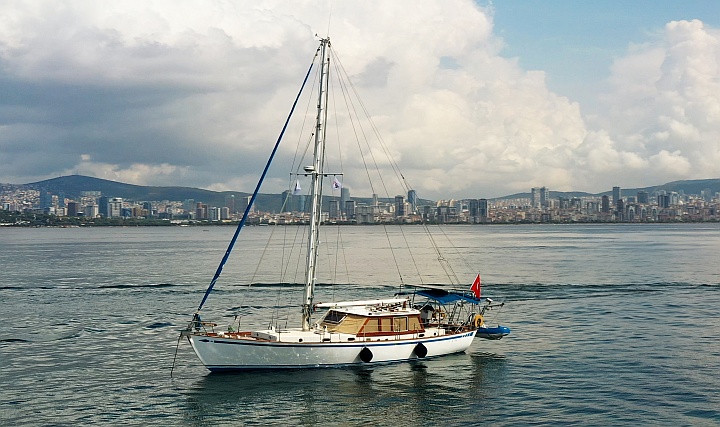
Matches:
[[400, 288, 481, 305]]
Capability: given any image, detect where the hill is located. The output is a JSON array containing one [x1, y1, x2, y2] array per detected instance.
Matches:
[[16, 175, 720, 209], [498, 179, 720, 201], [19, 175, 422, 212], [24, 175, 283, 213]]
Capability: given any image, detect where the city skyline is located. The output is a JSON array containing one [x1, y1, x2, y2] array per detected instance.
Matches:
[[5, 173, 720, 203], [1, 1, 719, 199], [3, 173, 719, 224]]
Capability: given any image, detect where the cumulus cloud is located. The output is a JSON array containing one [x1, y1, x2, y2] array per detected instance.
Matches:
[[0, 1, 719, 199], [590, 19, 720, 189]]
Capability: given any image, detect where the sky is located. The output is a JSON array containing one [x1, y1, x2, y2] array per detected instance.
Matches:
[[1, 0, 719, 199]]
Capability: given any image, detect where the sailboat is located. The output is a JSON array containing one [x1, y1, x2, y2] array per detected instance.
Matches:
[[180, 38, 510, 371]]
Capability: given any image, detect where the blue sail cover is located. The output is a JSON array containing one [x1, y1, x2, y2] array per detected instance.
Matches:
[[412, 288, 480, 305]]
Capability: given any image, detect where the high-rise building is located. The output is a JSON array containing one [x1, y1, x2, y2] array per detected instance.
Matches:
[[295, 194, 306, 213], [468, 199, 488, 223], [601, 195, 610, 213], [344, 200, 356, 220], [281, 190, 293, 213], [109, 198, 123, 218], [372, 193, 378, 206], [142, 201, 153, 218], [340, 187, 350, 213], [39, 191, 53, 210], [468, 199, 479, 217], [195, 202, 208, 220], [328, 200, 340, 219], [225, 195, 236, 214], [84, 204, 99, 218], [394, 195, 406, 217], [407, 190, 417, 214], [478, 199, 488, 220], [66, 202, 79, 217], [531, 188, 540, 208], [540, 187, 550, 207], [636, 191, 649, 204], [558, 197, 570, 209], [237, 196, 253, 215], [613, 186, 621, 206], [98, 196, 110, 217], [657, 194, 670, 208], [220, 207, 230, 220], [356, 205, 378, 224], [183, 199, 195, 214], [209, 207, 221, 221], [701, 188, 713, 202]]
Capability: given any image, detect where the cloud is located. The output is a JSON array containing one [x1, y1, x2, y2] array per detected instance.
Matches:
[[0, 2, 719, 200], [591, 19, 720, 189]]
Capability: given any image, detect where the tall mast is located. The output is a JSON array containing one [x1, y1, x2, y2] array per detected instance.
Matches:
[[301, 38, 331, 331]]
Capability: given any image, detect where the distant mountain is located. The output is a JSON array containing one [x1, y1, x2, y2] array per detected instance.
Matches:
[[17, 175, 720, 208], [19, 175, 417, 212], [24, 175, 281, 213], [497, 179, 720, 201]]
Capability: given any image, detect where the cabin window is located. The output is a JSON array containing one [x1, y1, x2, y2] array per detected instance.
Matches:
[[408, 316, 422, 331], [361, 319, 380, 333], [393, 317, 408, 332], [380, 317, 392, 332], [323, 310, 346, 325]]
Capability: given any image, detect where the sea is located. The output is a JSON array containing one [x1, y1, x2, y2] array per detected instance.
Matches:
[[1, 223, 719, 426]]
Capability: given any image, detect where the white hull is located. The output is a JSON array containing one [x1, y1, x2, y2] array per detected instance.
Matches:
[[188, 330, 477, 371]]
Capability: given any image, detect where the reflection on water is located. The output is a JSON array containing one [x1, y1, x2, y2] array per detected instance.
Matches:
[[182, 352, 509, 426]]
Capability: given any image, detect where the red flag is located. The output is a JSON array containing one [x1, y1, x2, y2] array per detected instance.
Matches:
[[471, 273, 481, 298]]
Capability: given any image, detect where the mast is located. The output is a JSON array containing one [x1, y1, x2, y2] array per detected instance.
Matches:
[[301, 38, 331, 331]]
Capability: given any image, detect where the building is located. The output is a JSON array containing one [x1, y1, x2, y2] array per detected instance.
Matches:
[[356, 204, 379, 224], [530, 187, 550, 208], [613, 186, 622, 206], [183, 199, 195, 215], [295, 194, 306, 213], [394, 195, 406, 217], [340, 187, 350, 213], [344, 200, 356, 220], [540, 187, 550, 207], [407, 190, 417, 214], [195, 202, 208, 220], [84, 204, 99, 218], [468, 199, 488, 223], [225, 194, 236, 214], [531, 188, 541, 208], [328, 200, 340, 219], [601, 195, 610, 213], [237, 196, 253, 215], [109, 198, 123, 218], [98, 196, 110, 217], [616, 199, 625, 221], [281, 190, 293, 213], [142, 201, 153, 218], [39, 191, 53, 210], [66, 202, 79, 217], [636, 191, 649, 204]]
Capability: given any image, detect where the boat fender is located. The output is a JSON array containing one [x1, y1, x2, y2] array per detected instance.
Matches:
[[359, 347, 373, 363], [473, 314, 484, 329], [414, 343, 428, 358]]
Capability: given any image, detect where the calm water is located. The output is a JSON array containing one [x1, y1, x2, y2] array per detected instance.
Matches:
[[1, 224, 719, 426]]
